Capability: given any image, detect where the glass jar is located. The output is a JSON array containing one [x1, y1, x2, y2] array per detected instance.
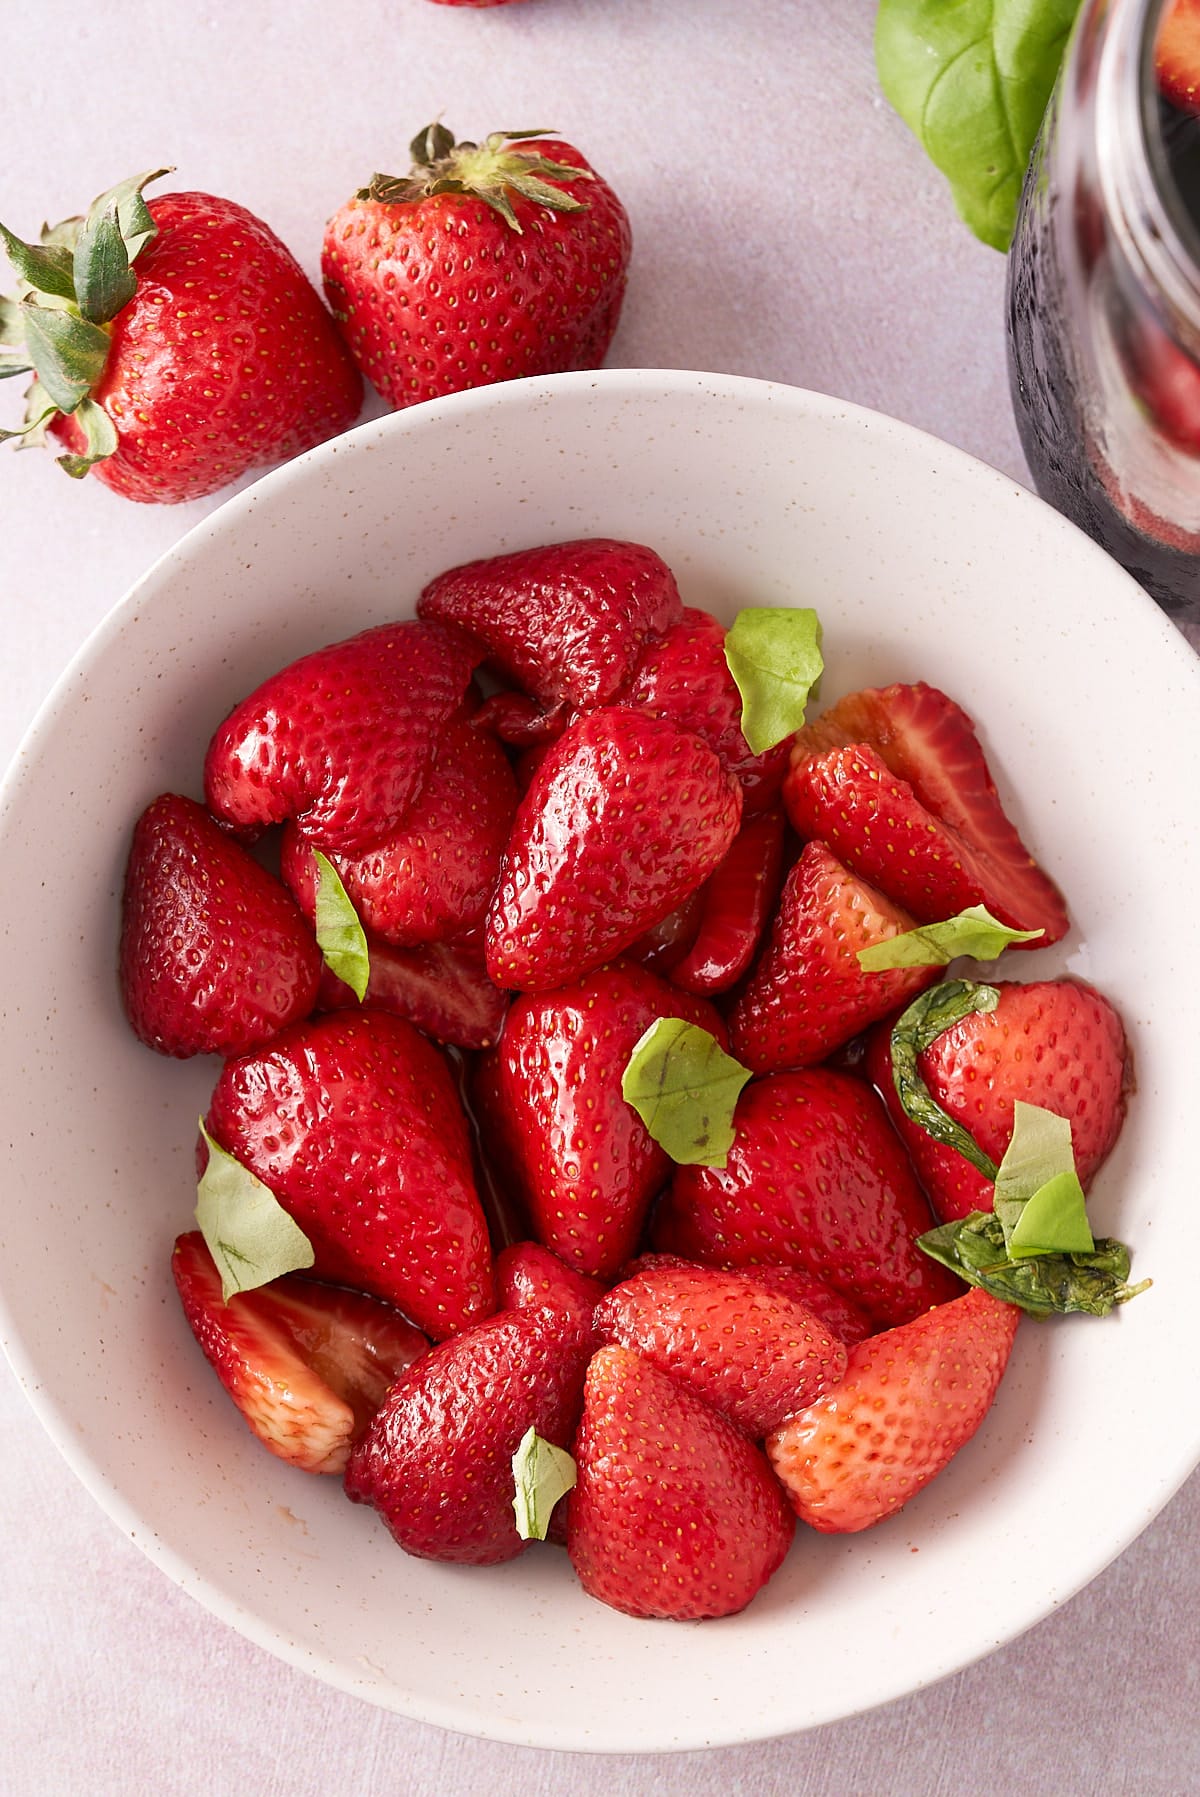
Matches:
[[1007, 0, 1200, 628]]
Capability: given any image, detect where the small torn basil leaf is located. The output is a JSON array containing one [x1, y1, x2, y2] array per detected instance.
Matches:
[[512, 1426, 577, 1541], [991, 1100, 1093, 1258], [888, 980, 1001, 1179], [621, 1017, 752, 1168], [918, 1211, 1149, 1318], [195, 1119, 314, 1303], [1006, 1170, 1093, 1259], [858, 905, 1044, 971], [723, 606, 824, 754], [313, 850, 370, 1002]]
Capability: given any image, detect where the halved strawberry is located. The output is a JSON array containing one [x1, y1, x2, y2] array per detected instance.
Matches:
[[783, 684, 1068, 942], [1158, 0, 1200, 114], [172, 1231, 428, 1475], [203, 619, 482, 853], [417, 538, 682, 712], [594, 1262, 847, 1437], [728, 840, 937, 1073], [567, 1345, 794, 1619], [280, 715, 517, 946], [120, 793, 321, 1058], [766, 1287, 1020, 1533], [667, 807, 786, 995], [486, 707, 742, 992], [316, 930, 509, 1050]]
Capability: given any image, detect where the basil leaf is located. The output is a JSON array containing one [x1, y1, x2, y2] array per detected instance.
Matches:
[[621, 1018, 752, 1168], [918, 1211, 1149, 1317], [512, 1426, 577, 1541], [723, 607, 823, 754], [313, 850, 370, 1001], [888, 980, 1001, 1179], [990, 1100, 1092, 1255], [195, 1120, 315, 1302], [858, 904, 1044, 970], [1007, 1168, 1093, 1257], [875, 0, 1081, 252]]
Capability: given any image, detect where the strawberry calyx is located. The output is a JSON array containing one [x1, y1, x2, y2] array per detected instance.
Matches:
[[358, 126, 591, 233], [0, 168, 170, 476]]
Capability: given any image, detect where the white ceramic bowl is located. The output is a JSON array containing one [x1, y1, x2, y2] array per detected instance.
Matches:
[[2, 370, 1198, 1753]]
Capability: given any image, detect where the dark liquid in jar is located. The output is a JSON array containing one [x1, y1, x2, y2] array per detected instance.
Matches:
[[1007, 96, 1200, 623]]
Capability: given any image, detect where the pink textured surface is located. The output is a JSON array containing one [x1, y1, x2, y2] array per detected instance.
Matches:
[[1, 1, 1196, 1791]]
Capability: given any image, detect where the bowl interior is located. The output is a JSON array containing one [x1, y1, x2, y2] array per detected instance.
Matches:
[[1, 369, 1198, 1752]]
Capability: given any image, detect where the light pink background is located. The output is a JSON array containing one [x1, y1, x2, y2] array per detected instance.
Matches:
[[2, 3, 1196, 1792]]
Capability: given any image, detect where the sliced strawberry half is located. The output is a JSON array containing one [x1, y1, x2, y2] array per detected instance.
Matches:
[[172, 1231, 428, 1475], [316, 930, 509, 1050], [667, 806, 786, 995], [783, 684, 1068, 943]]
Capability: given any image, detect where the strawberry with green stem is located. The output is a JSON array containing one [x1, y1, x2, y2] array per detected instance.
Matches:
[[322, 125, 631, 410], [1, 170, 361, 502]]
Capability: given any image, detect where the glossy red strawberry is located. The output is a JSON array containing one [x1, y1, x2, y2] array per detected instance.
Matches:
[[203, 619, 481, 853], [419, 539, 682, 713], [344, 1307, 590, 1564], [766, 1288, 1019, 1532], [316, 930, 508, 1050], [866, 978, 1131, 1223], [624, 1251, 873, 1347], [495, 1241, 608, 1344], [204, 1009, 495, 1338], [4, 177, 361, 503], [567, 1346, 794, 1619], [616, 606, 791, 811], [486, 707, 742, 991], [473, 959, 725, 1279], [652, 1068, 959, 1328], [783, 684, 1069, 942], [728, 840, 937, 1073], [120, 793, 320, 1058], [280, 715, 516, 946], [322, 126, 630, 411], [1157, 1, 1200, 114], [172, 1231, 428, 1475], [667, 806, 785, 995], [594, 1262, 847, 1437]]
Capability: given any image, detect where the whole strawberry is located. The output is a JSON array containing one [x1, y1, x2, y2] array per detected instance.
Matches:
[[322, 125, 631, 409], [2, 172, 361, 502], [204, 1009, 496, 1338], [120, 793, 320, 1058], [567, 1346, 794, 1620]]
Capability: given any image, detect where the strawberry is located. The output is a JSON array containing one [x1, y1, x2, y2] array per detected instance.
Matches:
[[1120, 308, 1200, 457], [120, 793, 320, 1058], [204, 1009, 496, 1339], [473, 959, 726, 1279], [567, 1346, 794, 1619], [651, 1067, 959, 1328], [419, 539, 683, 713], [728, 840, 938, 1073], [486, 707, 743, 991], [593, 1262, 847, 1437], [172, 1231, 428, 1475], [783, 683, 1069, 942], [471, 690, 569, 749], [624, 1251, 873, 1347], [666, 806, 785, 995], [344, 1307, 590, 1564], [203, 619, 481, 853], [495, 1241, 608, 1344], [1157, 1, 1200, 115], [279, 715, 516, 946], [316, 931, 508, 1050], [616, 606, 791, 811], [765, 1287, 1020, 1533], [322, 126, 630, 412], [866, 978, 1130, 1223], [2, 175, 361, 502]]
